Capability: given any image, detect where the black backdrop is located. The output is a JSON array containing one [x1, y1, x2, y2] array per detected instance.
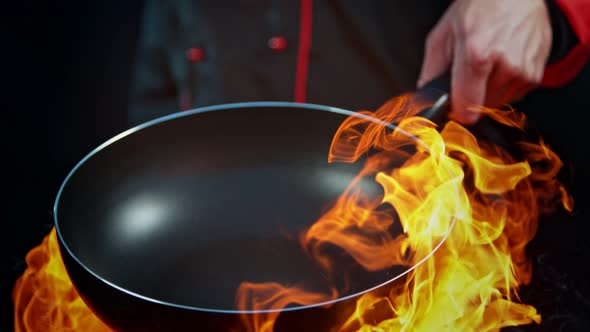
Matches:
[[4, 1, 590, 331], [4, 1, 143, 330]]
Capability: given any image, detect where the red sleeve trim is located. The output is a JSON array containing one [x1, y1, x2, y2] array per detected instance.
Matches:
[[540, 0, 590, 88], [294, 0, 313, 103]]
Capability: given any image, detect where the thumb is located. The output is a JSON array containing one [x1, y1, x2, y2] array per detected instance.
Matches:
[[418, 17, 453, 88]]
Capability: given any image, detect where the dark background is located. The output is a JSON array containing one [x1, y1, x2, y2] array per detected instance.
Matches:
[[4, 1, 143, 330], [4, 1, 590, 331]]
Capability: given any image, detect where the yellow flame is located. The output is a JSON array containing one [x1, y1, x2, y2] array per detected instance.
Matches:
[[12, 228, 111, 332], [12, 95, 572, 332], [237, 98, 572, 331]]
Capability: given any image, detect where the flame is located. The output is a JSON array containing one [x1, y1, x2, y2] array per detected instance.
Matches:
[[237, 97, 572, 331], [12, 94, 572, 332], [236, 282, 339, 332], [12, 228, 111, 332]]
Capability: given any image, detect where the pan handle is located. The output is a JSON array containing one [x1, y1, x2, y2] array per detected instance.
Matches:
[[414, 72, 451, 126], [414, 72, 516, 152], [418, 71, 451, 95]]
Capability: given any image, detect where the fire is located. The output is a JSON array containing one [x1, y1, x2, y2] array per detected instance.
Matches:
[[12, 228, 110, 332], [12, 94, 572, 332], [236, 282, 339, 332], [237, 96, 572, 331]]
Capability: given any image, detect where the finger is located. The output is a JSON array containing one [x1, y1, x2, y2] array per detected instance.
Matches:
[[487, 59, 540, 106], [417, 14, 454, 87], [510, 63, 543, 102], [450, 39, 494, 124], [485, 64, 519, 107], [505, 81, 536, 104]]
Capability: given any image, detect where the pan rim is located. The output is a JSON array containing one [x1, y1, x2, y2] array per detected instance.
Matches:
[[53, 101, 457, 315]]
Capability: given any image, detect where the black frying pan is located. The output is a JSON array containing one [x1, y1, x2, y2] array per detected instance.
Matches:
[[54, 79, 452, 331]]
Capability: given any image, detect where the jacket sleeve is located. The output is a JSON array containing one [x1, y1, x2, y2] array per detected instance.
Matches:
[[541, 0, 590, 88], [127, 0, 179, 127]]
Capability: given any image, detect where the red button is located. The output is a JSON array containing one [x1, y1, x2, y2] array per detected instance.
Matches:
[[268, 35, 288, 53], [186, 47, 205, 63]]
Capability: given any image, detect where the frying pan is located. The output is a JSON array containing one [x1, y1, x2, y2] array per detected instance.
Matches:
[[54, 79, 453, 331]]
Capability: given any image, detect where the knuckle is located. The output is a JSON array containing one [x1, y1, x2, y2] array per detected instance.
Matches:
[[464, 39, 492, 73], [455, 15, 472, 38], [518, 64, 542, 85], [425, 33, 437, 50], [529, 66, 545, 84], [425, 25, 446, 51], [501, 57, 521, 77], [529, 71, 543, 85]]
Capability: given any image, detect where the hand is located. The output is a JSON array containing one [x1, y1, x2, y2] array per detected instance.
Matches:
[[417, 0, 552, 124]]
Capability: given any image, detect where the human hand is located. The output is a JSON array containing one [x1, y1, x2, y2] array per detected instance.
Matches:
[[417, 0, 552, 124]]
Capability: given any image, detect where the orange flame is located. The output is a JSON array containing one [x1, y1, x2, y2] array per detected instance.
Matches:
[[12, 95, 572, 332], [12, 228, 111, 332], [237, 97, 572, 331], [236, 282, 338, 332]]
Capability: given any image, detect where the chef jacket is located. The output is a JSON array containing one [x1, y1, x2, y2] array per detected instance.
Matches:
[[127, 0, 590, 127]]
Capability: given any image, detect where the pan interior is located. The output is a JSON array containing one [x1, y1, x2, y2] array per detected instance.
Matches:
[[55, 104, 447, 311]]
